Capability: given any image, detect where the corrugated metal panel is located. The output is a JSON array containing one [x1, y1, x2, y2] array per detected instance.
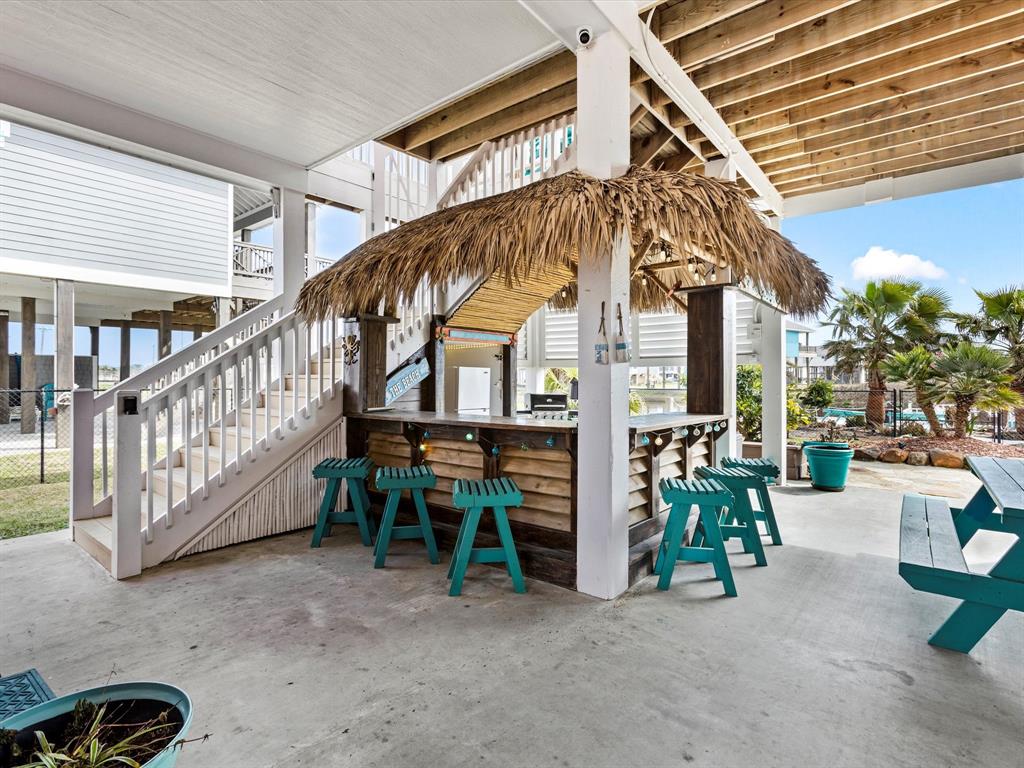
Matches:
[[0, 123, 231, 295]]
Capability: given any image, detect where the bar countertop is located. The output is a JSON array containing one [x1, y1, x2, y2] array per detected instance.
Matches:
[[347, 410, 728, 433]]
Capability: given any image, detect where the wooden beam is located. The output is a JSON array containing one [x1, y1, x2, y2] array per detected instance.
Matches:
[[658, 151, 696, 172], [639, 268, 689, 314], [753, 84, 1024, 164], [763, 109, 1024, 176], [392, 51, 577, 152], [720, 18, 1024, 126], [654, 0, 763, 45], [665, 0, 859, 71], [428, 82, 576, 161], [776, 134, 1024, 194], [692, 0, 1003, 105], [734, 39, 1024, 139], [119, 321, 131, 382], [630, 105, 649, 128], [740, 64, 1024, 153], [20, 297, 35, 434], [0, 313, 8, 424], [631, 125, 676, 166], [779, 145, 1024, 197]]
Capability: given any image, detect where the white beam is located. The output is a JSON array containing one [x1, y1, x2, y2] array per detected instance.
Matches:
[[784, 153, 1024, 217], [0, 65, 306, 191], [273, 188, 307, 309], [719, 287, 739, 461], [760, 307, 787, 486], [590, 0, 784, 214], [575, 31, 632, 601]]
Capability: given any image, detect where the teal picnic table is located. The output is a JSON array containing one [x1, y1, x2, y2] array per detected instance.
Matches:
[[899, 456, 1024, 653]]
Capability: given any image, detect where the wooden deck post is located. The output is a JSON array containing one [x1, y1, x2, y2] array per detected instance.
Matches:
[[89, 325, 100, 388], [686, 286, 738, 461], [119, 321, 132, 381], [112, 390, 142, 579], [0, 311, 9, 424], [273, 186, 307, 309], [54, 280, 75, 448], [70, 389, 95, 526], [158, 310, 172, 359], [342, 315, 391, 413], [501, 343, 517, 416], [574, 31, 632, 600], [20, 297, 36, 434]]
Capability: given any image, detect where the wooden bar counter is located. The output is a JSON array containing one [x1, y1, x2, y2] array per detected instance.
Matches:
[[346, 410, 729, 589]]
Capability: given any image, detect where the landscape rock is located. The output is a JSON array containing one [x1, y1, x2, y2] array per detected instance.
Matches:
[[879, 447, 909, 463], [906, 451, 928, 466], [854, 447, 881, 461], [930, 449, 965, 469]]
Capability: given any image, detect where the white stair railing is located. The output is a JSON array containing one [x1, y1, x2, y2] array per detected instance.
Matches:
[[437, 113, 576, 209], [74, 297, 284, 522]]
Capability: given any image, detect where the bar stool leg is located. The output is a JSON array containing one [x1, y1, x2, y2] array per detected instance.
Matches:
[[357, 481, 378, 539], [732, 491, 768, 566], [412, 489, 440, 564], [373, 490, 401, 568], [349, 479, 375, 547], [449, 507, 482, 596], [657, 504, 688, 591], [699, 504, 737, 597], [311, 478, 341, 548], [654, 503, 682, 575], [493, 506, 526, 593], [448, 509, 470, 580], [758, 487, 783, 546]]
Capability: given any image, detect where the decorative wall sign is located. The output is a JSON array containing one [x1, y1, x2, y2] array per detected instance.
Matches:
[[385, 358, 430, 405], [341, 334, 360, 365], [438, 326, 515, 345]]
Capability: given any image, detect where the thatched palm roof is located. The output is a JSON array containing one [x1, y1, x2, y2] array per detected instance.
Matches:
[[297, 167, 829, 326]]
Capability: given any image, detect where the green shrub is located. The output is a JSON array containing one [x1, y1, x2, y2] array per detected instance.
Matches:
[[800, 379, 834, 410], [846, 414, 866, 428]]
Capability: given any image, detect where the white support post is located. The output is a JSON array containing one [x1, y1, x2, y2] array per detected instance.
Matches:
[[273, 187, 307, 309], [719, 287, 739, 462], [305, 201, 318, 277], [112, 390, 142, 579], [371, 143, 387, 236], [70, 389, 95, 525], [54, 279, 75, 448], [575, 31, 631, 600], [761, 307, 787, 486]]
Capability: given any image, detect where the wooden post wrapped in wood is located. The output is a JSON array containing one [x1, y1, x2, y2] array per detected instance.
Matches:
[[342, 315, 394, 413]]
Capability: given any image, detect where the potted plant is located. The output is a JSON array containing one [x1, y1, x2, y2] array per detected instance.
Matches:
[[802, 422, 854, 491], [0, 682, 193, 768]]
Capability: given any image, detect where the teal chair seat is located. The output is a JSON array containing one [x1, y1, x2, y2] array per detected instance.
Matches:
[[695, 465, 780, 552], [448, 477, 526, 596], [311, 457, 376, 548], [722, 456, 781, 485], [373, 465, 440, 568]]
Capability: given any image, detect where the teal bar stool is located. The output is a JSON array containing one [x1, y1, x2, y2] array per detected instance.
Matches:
[[655, 477, 738, 596], [373, 465, 440, 568], [695, 466, 775, 556], [311, 457, 376, 548], [449, 477, 526, 596], [722, 456, 781, 485]]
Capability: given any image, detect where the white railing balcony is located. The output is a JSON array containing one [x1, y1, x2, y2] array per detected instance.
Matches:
[[234, 241, 274, 280]]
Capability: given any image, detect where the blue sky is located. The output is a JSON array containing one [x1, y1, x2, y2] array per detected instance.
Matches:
[[782, 179, 1024, 344]]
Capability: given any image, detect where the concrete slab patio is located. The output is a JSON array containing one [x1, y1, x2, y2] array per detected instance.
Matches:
[[1, 484, 1021, 768]]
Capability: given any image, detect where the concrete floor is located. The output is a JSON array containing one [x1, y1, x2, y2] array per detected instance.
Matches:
[[2, 482, 1022, 767]]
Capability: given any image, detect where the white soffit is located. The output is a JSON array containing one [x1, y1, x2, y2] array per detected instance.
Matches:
[[0, 1, 558, 168]]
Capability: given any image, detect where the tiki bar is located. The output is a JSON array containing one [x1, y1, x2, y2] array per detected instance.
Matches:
[[297, 167, 828, 594]]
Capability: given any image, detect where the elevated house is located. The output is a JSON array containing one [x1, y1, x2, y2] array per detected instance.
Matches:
[[0, 0, 1019, 599]]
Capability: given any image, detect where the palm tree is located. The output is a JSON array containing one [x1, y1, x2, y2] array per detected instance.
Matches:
[[824, 280, 951, 427], [955, 286, 1024, 432], [881, 346, 945, 437], [924, 342, 1022, 438]]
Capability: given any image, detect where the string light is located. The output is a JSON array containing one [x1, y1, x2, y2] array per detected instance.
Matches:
[[641, 434, 650, 446], [641, 275, 648, 287], [561, 288, 567, 298], [491, 446, 500, 456], [654, 435, 664, 447], [545, 436, 556, 448], [520, 442, 529, 451], [465, 432, 474, 441]]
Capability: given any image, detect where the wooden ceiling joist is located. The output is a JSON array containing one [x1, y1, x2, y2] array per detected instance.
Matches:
[[381, 0, 1024, 204], [739, 64, 1024, 155], [763, 109, 1024, 176], [769, 120, 1024, 184], [732, 38, 1024, 140], [776, 134, 1024, 194]]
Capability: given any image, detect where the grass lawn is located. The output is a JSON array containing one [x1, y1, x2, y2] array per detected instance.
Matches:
[[0, 481, 69, 538]]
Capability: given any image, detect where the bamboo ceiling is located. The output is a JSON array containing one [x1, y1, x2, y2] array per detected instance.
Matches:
[[296, 167, 830, 331], [380, 0, 1024, 199]]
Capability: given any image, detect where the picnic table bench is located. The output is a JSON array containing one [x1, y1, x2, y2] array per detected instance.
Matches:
[[899, 456, 1024, 653]]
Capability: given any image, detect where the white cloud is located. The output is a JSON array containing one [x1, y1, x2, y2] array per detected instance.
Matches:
[[850, 246, 947, 281]]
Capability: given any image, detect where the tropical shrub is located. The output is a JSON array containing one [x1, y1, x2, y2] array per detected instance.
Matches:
[[736, 364, 763, 440], [799, 379, 834, 411], [881, 346, 945, 437], [924, 342, 1022, 438]]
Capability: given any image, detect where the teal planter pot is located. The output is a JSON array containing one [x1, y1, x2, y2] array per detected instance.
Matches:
[[803, 443, 854, 491], [0, 682, 192, 767]]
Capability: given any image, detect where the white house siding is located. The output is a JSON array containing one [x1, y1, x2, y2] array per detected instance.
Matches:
[[0, 122, 231, 296]]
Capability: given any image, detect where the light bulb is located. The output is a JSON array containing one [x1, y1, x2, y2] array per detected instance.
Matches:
[[654, 436, 664, 447], [465, 432, 474, 441]]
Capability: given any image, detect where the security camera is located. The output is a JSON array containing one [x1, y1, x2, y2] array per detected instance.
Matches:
[[576, 27, 594, 49]]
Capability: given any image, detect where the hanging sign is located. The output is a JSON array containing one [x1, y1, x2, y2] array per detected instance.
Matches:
[[438, 326, 515, 345], [385, 358, 431, 405]]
